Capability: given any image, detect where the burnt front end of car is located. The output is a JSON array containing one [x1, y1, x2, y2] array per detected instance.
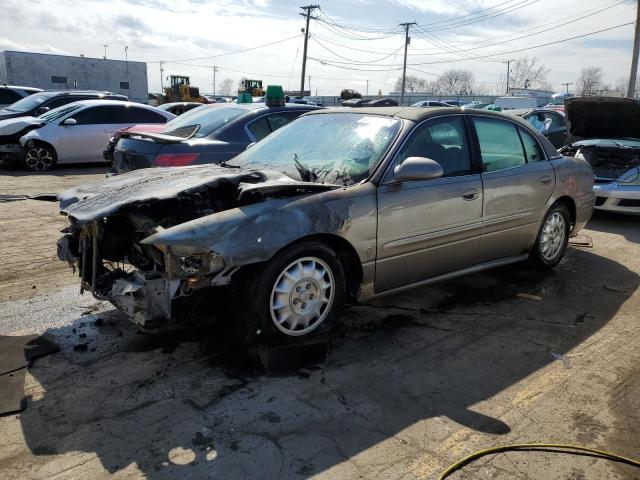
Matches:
[[57, 213, 228, 329]]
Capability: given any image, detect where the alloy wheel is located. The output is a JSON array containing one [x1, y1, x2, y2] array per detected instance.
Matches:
[[25, 147, 54, 171], [269, 256, 335, 336], [540, 211, 566, 261]]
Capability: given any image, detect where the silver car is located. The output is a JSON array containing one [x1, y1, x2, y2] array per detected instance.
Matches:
[[57, 107, 594, 342], [19, 100, 174, 170]]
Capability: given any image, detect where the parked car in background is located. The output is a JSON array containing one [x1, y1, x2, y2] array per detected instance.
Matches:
[[560, 96, 640, 214], [340, 89, 361, 100], [341, 98, 368, 107], [157, 102, 203, 116], [411, 100, 451, 108], [495, 96, 539, 110], [507, 108, 568, 148], [0, 90, 128, 122], [57, 106, 594, 337], [362, 98, 398, 107], [0, 85, 42, 108], [109, 102, 321, 175], [15, 100, 173, 170], [461, 101, 492, 109], [442, 100, 465, 107]]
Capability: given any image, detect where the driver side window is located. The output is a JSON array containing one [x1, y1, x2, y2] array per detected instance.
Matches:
[[397, 116, 471, 177]]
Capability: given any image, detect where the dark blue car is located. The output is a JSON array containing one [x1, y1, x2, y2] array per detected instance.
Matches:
[[109, 102, 321, 174]]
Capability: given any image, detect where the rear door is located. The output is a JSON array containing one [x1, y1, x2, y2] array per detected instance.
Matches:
[[376, 115, 484, 293], [57, 105, 118, 163], [470, 115, 555, 261]]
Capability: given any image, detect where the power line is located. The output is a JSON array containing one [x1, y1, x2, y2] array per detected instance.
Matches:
[[411, 0, 629, 57], [149, 34, 302, 64], [316, 9, 402, 34], [310, 35, 404, 63], [416, 0, 522, 28], [409, 0, 627, 52], [310, 22, 634, 67]]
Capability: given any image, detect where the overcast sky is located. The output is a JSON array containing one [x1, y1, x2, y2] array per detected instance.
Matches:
[[0, 0, 637, 95]]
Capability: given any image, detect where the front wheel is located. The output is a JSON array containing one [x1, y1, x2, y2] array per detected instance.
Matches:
[[237, 242, 345, 343], [24, 144, 56, 171], [530, 203, 570, 269]]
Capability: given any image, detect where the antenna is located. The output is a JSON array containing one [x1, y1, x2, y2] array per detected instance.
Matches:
[[102, 44, 108, 59]]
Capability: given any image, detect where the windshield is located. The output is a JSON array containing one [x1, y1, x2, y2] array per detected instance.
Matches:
[[5, 93, 52, 112], [38, 104, 83, 123], [228, 113, 402, 185], [161, 105, 246, 138]]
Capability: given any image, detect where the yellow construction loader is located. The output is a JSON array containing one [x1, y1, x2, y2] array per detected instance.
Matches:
[[159, 75, 205, 104]]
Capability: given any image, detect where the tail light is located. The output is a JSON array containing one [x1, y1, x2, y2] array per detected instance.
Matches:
[[153, 153, 200, 167]]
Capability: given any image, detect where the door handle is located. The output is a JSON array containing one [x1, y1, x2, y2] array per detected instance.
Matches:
[[461, 188, 479, 201], [540, 175, 553, 185]]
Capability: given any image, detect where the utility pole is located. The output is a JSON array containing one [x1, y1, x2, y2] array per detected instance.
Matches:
[[102, 44, 108, 59], [124, 44, 129, 74], [300, 4, 320, 98], [628, 0, 640, 98], [160, 61, 164, 90], [212, 66, 219, 95], [308, 75, 311, 96], [503, 59, 515, 94], [400, 22, 416, 105], [366, 79, 369, 96], [561, 82, 573, 93]]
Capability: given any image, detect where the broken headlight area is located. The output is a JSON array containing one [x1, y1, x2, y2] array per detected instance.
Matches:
[[59, 216, 227, 329], [164, 247, 225, 279]]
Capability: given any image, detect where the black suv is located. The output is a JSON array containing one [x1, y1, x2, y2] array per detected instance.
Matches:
[[0, 85, 42, 108], [0, 90, 128, 121]]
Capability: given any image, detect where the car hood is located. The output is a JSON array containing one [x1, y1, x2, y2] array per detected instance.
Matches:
[[565, 96, 640, 141], [59, 164, 337, 223], [0, 116, 42, 136]]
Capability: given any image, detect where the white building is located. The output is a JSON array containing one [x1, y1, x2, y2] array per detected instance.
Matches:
[[0, 51, 148, 103]]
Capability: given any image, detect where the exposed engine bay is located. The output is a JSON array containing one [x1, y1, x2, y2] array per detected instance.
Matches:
[[560, 141, 640, 182], [57, 165, 336, 328]]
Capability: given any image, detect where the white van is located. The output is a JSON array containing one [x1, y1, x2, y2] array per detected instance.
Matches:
[[495, 96, 539, 110]]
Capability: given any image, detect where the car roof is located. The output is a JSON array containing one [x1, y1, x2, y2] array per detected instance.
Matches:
[[65, 99, 160, 108], [35, 90, 124, 97], [305, 106, 513, 122], [0, 85, 43, 92]]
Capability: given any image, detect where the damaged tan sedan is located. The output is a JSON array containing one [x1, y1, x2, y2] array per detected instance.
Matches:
[[58, 107, 594, 342]]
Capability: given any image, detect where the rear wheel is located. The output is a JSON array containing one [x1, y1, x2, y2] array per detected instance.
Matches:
[[530, 203, 570, 269], [237, 242, 345, 343], [24, 144, 56, 171]]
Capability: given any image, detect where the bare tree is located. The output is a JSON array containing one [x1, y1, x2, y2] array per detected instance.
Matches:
[[613, 77, 629, 97], [576, 67, 603, 96], [394, 75, 426, 93], [219, 78, 235, 96], [435, 69, 475, 95], [509, 56, 550, 90]]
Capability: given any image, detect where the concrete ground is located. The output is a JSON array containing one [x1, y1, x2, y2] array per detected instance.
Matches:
[[0, 166, 639, 480]]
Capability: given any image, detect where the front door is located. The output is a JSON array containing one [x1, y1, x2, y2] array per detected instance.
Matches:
[[376, 115, 484, 293], [58, 105, 119, 163], [470, 116, 556, 262]]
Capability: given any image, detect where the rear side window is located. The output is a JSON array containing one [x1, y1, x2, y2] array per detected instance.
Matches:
[[73, 105, 117, 125], [0, 89, 22, 104], [46, 96, 84, 109], [473, 117, 525, 173], [117, 106, 167, 124], [247, 117, 270, 141], [266, 111, 303, 132], [518, 127, 544, 162]]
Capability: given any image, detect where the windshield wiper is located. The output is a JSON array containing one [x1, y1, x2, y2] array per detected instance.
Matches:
[[294, 154, 316, 182], [219, 161, 240, 168]]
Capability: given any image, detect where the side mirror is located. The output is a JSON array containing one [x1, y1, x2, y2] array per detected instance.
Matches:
[[62, 118, 77, 126], [245, 142, 256, 150], [36, 107, 50, 115], [393, 157, 443, 182]]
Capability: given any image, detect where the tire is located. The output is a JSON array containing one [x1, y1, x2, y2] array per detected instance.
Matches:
[[236, 242, 346, 344], [24, 144, 56, 171], [530, 202, 571, 269]]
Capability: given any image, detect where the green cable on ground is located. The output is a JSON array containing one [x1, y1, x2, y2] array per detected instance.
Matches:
[[438, 443, 640, 480]]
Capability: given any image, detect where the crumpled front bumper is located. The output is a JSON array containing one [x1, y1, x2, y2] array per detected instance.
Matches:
[[0, 143, 22, 165], [109, 273, 181, 328]]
